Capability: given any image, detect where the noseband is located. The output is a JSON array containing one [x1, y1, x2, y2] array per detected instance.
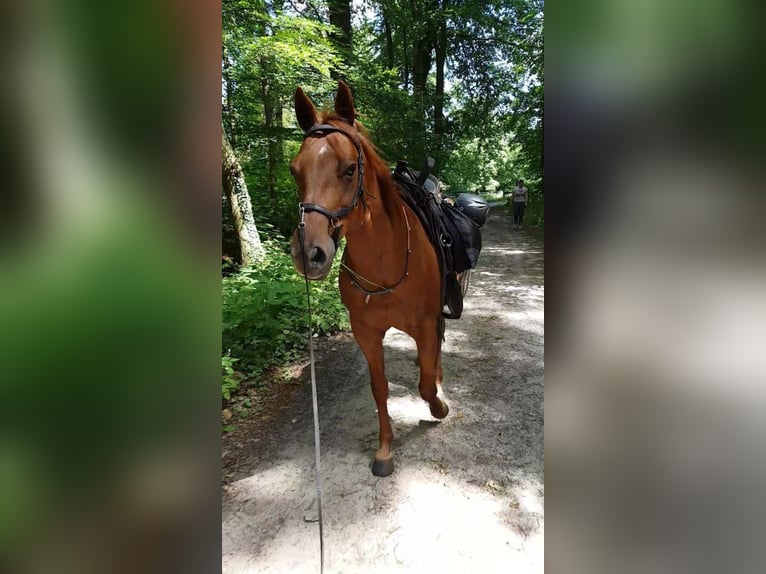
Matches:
[[297, 123, 367, 246]]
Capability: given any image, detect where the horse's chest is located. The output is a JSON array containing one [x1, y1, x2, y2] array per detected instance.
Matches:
[[339, 274, 436, 330]]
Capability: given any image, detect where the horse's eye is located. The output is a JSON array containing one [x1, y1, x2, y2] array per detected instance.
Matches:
[[343, 164, 356, 178]]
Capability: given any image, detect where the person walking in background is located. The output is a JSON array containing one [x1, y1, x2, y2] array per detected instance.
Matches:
[[512, 179, 528, 229]]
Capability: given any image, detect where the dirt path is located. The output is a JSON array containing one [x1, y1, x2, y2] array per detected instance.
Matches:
[[222, 209, 544, 573]]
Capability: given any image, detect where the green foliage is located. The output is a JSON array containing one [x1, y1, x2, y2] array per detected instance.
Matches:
[[222, 237, 349, 395], [223, 0, 543, 231], [221, 354, 239, 400], [524, 198, 544, 229], [242, 138, 303, 237], [223, 1, 344, 237]]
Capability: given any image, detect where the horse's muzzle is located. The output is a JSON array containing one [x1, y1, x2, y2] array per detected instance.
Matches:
[[291, 229, 336, 280]]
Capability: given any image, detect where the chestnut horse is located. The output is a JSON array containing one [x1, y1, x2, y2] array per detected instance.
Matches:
[[290, 81, 449, 477]]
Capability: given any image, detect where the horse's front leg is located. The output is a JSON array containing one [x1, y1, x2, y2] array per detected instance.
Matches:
[[351, 318, 395, 477], [414, 318, 450, 420]]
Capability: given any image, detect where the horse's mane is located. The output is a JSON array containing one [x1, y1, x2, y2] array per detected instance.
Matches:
[[320, 112, 399, 216]]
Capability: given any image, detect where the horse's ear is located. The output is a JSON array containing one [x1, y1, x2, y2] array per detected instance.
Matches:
[[294, 87, 318, 132], [334, 80, 356, 125]]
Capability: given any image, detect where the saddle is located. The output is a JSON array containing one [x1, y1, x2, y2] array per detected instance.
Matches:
[[393, 159, 488, 319]]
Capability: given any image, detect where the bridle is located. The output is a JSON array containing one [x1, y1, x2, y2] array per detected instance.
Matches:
[[296, 121, 411, 302], [297, 123, 367, 247]]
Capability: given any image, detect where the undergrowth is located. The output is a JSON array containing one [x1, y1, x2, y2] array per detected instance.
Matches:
[[222, 237, 349, 400]]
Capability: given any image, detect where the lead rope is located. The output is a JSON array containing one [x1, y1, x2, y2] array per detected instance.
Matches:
[[298, 212, 325, 574]]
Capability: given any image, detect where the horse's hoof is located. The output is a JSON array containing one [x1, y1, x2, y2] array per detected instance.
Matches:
[[430, 398, 450, 420], [371, 457, 395, 477]]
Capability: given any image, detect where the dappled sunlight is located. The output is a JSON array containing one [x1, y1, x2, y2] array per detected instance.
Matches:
[[441, 337, 492, 359], [502, 309, 544, 328], [223, 212, 544, 573], [460, 307, 544, 339], [225, 464, 544, 574], [441, 329, 472, 354], [388, 471, 544, 572], [223, 459, 318, 574], [515, 478, 545, 516], [481, 247, 543, 256], [387, 391, 432, 424], [472, 284, 528, 292], [469, 283, 544, 304], [225, 460, 306, 501], [382, 328, 416, 351], [441, 329, 471, 344]]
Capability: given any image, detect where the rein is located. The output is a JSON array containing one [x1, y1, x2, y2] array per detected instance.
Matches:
[[297, 221, 326, 574]]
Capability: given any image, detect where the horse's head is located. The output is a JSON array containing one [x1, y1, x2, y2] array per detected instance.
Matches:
[[290, 81, 364, 280]]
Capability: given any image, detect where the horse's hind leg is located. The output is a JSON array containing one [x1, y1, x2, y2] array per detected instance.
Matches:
[[414, 319, 450, 420], [351, 318, 395, 477]]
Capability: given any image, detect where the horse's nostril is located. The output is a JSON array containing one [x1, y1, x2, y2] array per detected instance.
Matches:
[[309, 246, 327, 266]]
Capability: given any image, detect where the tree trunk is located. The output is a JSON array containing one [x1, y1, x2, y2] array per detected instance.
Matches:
[[276, 102, 284, 164], [223, 126, 264, 266], [222, 53, 236, 146], [411, 53, 429, 163], [410, 0, 433, 165], [261, 69, 278, 215], [381, 5, 395, 69], [539, 107, 544, 196], [329, 0, 352, 79], [402, 25, 410, 88], [433, 0, 448, 170]]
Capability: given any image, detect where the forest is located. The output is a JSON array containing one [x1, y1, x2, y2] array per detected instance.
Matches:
[[222, 0, 543, 402]]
